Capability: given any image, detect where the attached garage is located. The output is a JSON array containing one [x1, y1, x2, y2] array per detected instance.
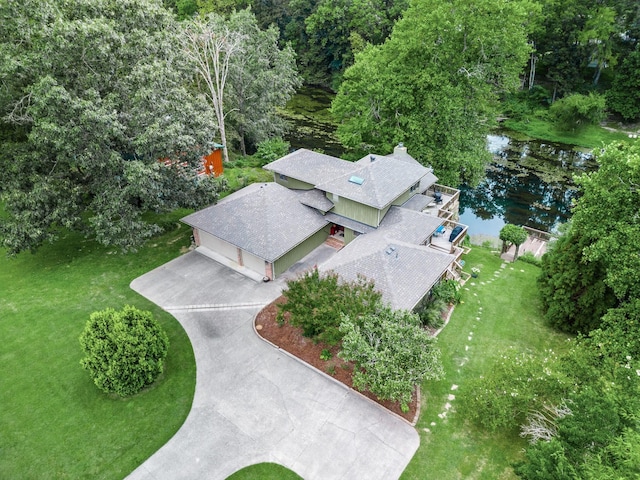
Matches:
[[199, 231, 238, 262], [182, 182, 329, 281]]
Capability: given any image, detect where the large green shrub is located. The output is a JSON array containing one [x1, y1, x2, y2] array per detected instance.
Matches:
[[277, 269, 382, 345], [606, 47, 640, 122], [79, 305, 169, 397], [414, 279, 460, 328], [339, 307, 443, 411], [538, 228, 616, 334], [549, 93, 606, 132]]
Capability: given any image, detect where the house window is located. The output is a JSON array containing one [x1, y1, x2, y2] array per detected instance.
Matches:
[[410, 181, 419, 192], [279, 173, 288, 181]]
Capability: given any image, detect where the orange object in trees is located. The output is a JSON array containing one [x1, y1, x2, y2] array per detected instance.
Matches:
[[203, 144, 224, 177]]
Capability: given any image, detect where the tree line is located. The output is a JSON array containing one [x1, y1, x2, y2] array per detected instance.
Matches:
[[2, 0, 638, 254]]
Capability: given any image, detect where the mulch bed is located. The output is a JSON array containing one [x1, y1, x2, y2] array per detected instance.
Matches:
[[254, 296, 418, 423]]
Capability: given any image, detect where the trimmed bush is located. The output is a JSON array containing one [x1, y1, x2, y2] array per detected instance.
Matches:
[[79, 305, 169, 397]]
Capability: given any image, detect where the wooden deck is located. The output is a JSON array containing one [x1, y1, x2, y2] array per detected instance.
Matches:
[[500, 227, 555, 262]]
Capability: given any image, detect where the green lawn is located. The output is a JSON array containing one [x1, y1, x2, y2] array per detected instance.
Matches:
[[402, 246, 571, 479], [226, 463, 303, 480], [0, 210, 196, 479]]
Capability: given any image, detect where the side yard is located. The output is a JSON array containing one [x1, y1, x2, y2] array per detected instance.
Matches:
[[0, 211, 196, 479], [402, 246, 571, 479]]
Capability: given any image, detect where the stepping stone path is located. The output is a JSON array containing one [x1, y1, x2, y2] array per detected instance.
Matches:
[[426, 264, 506, 430]]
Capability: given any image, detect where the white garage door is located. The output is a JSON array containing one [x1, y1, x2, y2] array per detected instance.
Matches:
[[241, 250, 266, 277], [199, 231, 238, 262]]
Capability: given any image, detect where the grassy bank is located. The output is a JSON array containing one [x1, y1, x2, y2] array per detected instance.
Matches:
[[503, 116, 633, 149], [402, 246, 570, 479], [0, 210, 196, 479]]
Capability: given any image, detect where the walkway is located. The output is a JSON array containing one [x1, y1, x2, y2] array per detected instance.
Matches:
[[126, 251, 419, 480]]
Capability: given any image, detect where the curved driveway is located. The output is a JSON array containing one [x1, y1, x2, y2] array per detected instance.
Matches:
[[126, 251, 419, 480]]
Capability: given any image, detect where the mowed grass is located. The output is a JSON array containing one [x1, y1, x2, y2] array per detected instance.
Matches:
[[226, 463, 303, 480], [0, 210, 196, 479], [402, 246, 571, 479]]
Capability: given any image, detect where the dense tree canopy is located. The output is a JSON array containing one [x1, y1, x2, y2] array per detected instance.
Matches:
[[571, 142, 640, 302], [0, 0, 222, 254], [332, 0, 534, 186], [538, 142, 640, 333], [538, 226, 616, 333]]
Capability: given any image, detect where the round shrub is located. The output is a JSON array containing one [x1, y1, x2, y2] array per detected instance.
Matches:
[[79, 305, 169, 397]]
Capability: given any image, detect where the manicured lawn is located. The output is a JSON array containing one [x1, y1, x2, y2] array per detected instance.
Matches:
[[0, 210, 196, 479], [402, 246, 571, 479], [226, 463, 303, 480]]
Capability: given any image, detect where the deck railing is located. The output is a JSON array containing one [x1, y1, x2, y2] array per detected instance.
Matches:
[[523, 226, 557, 241], [425, 184, 460, 219]]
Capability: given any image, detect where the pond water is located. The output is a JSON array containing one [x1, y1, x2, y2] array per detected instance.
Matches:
[[459, 134, 596, 236], [282, 87, 596, 237]]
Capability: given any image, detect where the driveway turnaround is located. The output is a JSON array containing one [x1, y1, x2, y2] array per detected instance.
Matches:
[[127, 251, 419, 480]]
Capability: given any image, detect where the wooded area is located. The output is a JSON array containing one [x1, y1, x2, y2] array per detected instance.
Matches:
[[1, 0, 640, 478]]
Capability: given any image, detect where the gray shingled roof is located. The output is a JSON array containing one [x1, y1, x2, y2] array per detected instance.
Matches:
[[320, 236, 455, 311], [263, 149, 358, 186], [387, 147, 423, 167], [400, 194, 435, 212], [377, 207, 444, 244], [182, 182, 328, 262], [316, 156, 431, 209], [295, 189, 334, 213]]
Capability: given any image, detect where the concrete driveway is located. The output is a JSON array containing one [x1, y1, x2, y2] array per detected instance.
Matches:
[[126, 251, 419, 480]]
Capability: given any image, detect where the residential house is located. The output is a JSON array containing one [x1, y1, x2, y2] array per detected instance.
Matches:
[[182, 144, 468, 310]]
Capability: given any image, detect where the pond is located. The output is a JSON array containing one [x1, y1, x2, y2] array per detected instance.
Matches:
[[282, 87, 596, 237], [458, 134, 595, 236]]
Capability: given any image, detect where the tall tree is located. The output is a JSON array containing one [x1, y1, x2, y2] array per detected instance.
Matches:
[[538, 225, 617, 333], [537, 142, 640, 334], [571, 142, 640, 302], [182, 13, 244, 163], [226, 10, 300, 155], [332, 0, 535, 186], [182, 9, 300, 157], [0, 0, 221, 254]]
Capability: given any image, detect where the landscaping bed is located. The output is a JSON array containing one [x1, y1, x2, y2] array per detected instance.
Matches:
[[255, 296, 418, 423]]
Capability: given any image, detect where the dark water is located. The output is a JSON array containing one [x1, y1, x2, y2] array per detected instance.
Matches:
[[459, 135, 596, 236], [281, 86, 345, 157], [282, 88, 596, 236]]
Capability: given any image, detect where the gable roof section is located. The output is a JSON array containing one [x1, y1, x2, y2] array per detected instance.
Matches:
[[320, 235, 455, 311], [182, 182, 328, 262], [264, 149, 358, 186], [295, 188, 334, 213], [316, 156, 431, 209]]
